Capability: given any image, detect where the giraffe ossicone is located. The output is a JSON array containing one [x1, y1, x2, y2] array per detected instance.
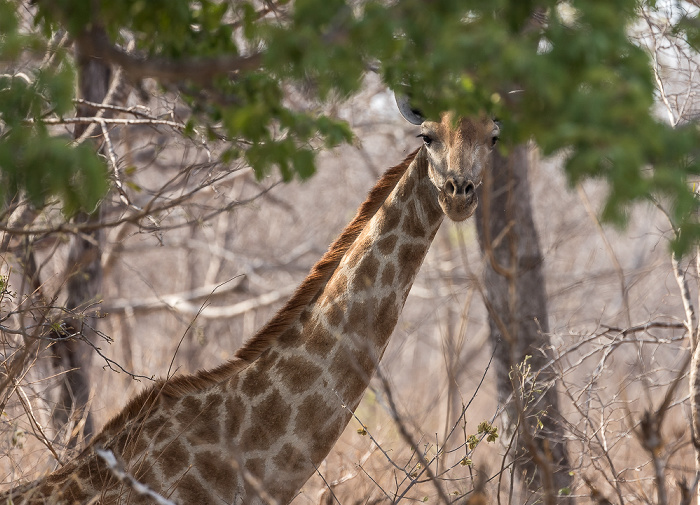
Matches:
[[1, 109, 499, 505]]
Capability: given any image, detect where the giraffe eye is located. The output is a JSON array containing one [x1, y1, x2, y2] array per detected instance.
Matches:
[[417, 134, 433, 146]]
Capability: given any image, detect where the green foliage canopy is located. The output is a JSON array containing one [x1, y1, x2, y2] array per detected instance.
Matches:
[[3, 0, 700, 251]]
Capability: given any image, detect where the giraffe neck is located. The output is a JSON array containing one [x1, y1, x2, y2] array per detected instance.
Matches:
[[301, 147, 445, 407], [222, 148, 445, 503]]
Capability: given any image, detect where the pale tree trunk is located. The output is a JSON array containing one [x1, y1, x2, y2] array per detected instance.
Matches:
[[50, 37, 111, 446], [475, 145, 573, 504], [671, 242, 700, 505], [685, 253, 700, 505], [691, 341, 700, 505]]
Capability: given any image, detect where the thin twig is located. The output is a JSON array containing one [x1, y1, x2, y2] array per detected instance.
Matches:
[[95, 448, 177, 505], [13, 379, 63, 465]]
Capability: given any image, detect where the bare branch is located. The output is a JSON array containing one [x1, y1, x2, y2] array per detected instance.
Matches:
[[95, 448, 178, 505], [76, 27, 263, 86], [104, 282, 295, 319]]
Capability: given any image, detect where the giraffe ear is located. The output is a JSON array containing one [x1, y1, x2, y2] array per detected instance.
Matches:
[[395, 93, 425, 125]]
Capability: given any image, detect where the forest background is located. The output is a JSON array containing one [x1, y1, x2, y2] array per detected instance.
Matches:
[[2, 0, 700, 503]]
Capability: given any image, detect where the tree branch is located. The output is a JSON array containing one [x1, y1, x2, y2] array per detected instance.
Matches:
[[77, 28, 263, 86]]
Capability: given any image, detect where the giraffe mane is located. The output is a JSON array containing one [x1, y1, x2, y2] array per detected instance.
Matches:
[[94, 148, 420, 442]]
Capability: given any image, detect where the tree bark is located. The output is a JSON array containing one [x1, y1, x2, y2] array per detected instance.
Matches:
[[691, 340, 700, 505], [691, 254, 700, 505], [50, 40, 111, 446], [475, 145, 573, 503]]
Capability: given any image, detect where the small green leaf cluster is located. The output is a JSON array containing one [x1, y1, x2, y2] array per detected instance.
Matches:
[[0, 274, 16, 315], [0, 0, 108, 214], [477, 421, 499, 443], [466, 420, 499, 451]]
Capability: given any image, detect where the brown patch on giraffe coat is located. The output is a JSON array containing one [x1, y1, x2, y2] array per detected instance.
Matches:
[[160, 392, 180, 411], [329, 345, 376, 402], [224, 394, 245, 439], [381, 201, 402, 232], [175, 396, 202, 427], [129, 429, 150, 459], [294, 393, 341, 462], [326, 301, 344, 327], [143, 415, 168, 439], [344, 299, 369, 336], [158, 438, 190, 477], [240, 389, 291, 451], [273, 443, 309, 475], [194, 451, 236, 497], [351, 253, 379, 293], [274, 354, 323, 394], [402, 200, 426, 238], [188, 393, 223, 445], [245, 457, 265, 479], [374, 292, 398, 345], [278, 325, 301, 346], [153, 418, 174, 447], [381, 263, 395, 287], [427, 199, 445, 226], [398, 243, 427, 288], [240, 352, 276, 398], [295, 393, 333, 433], [377, 234, 398, 255], [304, 317, 338, 357], [176, 472, 215, 504]]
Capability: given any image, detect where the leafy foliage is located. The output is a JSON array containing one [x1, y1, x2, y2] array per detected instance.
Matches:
[[3, 0, 700, 249], [0, 0, 108, 214]]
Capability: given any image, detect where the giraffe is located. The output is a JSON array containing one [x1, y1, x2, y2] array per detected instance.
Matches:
[[1, 107, 499, 504]]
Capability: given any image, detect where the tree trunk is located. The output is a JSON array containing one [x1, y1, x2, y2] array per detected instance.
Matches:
[[689, 254, 700, 505], [50, 39, 111, 446], [475, 145, 573, 503], [691, 340, 700, 505]]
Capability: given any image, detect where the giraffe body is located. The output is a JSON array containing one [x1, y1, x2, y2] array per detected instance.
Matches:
[[1, 115, 498, 504]]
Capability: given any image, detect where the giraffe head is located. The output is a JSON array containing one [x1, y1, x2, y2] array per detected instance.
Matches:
[[397, 98, 500, 221]]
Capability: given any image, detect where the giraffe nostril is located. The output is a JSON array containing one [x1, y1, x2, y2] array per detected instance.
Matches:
[[445, 180, 456, 197], [464, 181, 475, 196]]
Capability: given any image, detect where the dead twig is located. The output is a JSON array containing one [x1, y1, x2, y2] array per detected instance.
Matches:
[[95, 448, 177, 505]]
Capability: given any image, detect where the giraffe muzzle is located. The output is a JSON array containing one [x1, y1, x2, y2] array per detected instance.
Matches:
[[444, 178, 475, 199], [441, 177, 478, 221]]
